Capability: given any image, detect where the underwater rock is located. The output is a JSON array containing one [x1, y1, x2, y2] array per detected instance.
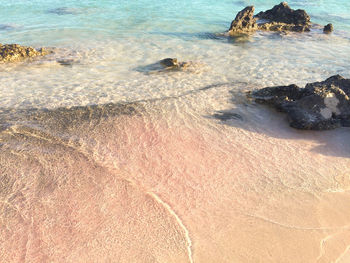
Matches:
[[159, 58, 199, 70], [249, 75, 350, 130], [0, 44, 50, 63], [56, 58, 77, 66], [136, 58, 200, 74], [228, 6, 257, 35], [159, 58, 179, 68], [323, 23, 333, 34]]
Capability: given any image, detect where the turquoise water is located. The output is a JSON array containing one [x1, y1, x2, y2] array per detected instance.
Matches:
[[0, 0, 349, 108], [2, 2, 350, 262], [1, 0, 350, 46]]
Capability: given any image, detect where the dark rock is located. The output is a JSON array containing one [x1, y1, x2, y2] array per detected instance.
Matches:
[[228, 6, 257, 35], [135, 58, 200, 74], [256, 2, 310, 25], [255, 2, 311, 32], [257, 22, 309, 32], [159, 58, 179, 68], [249, 75, 350, 130], [227, 2, 312, 34], [251, 84, 302, 111], [0, 44, 50, 63], [323, 23, 333, 34], [159, 58, 198, 70]]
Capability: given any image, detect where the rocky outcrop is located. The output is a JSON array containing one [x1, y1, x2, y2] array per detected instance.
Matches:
[[257, 21, 309, 32], [0, 44, 50, 62], [228, 2, 313, 34], [255, 2, 311, 32], [228, 6, 258, 35], [249, 75, 350, 130], [323, 23, 333, 34]]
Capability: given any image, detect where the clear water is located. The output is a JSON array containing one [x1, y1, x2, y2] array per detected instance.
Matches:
[[1, 1, 350, 262], [0, 0, 350, 108]]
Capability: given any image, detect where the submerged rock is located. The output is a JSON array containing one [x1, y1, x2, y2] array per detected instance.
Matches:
[[0, 44, 50, 63], [136, 58, 200, 74], [249, 75, 350, 130], [323, 23, 333, 34], [159, 58, 179, 68], [56, 58, 77, 66], [228, 6, 257, 35], [228, 2, 312, 34]]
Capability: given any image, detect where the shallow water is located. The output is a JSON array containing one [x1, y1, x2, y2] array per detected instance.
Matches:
[[1, 0, 350, 262], [0, 0, 350, 108]]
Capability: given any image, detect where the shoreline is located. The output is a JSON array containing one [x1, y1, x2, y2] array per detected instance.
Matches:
[[1, 1, 350, 262], [1, 86, 350, 262]]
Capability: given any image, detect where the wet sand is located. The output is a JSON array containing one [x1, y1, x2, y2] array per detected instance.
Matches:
[[1, 87, 350, 262]]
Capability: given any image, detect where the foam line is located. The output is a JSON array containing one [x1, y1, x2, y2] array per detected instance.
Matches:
[[147, 191, 194, 263]]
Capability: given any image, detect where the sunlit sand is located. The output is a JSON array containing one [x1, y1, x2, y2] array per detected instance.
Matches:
[[1, 87, 350, 262]]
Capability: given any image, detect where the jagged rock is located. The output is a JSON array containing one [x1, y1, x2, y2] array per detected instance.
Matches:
[[257, 21, 309, 32], [0, 44, 50, 63], [228, 6, 257, 35], [249, 75, 350, 130], [255, 2, 311, 32], [256, 2, 310, 25], [323, 23, 333, 34], [228, 2, 312, 34]]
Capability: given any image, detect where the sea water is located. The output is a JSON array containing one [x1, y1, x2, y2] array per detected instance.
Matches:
[[0, 0, 350, 108], [1, 1, 350, 263]]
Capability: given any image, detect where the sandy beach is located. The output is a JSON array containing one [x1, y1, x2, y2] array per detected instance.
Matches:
[[1, 86, 350, 262]]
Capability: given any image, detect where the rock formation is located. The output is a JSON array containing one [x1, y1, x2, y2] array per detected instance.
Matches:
[[249, 75, 350, 130], [323, 23, 333, 34], [228, 2, 313, 34], [0, 44, 50, 63], [255, 2, 311, 32], [228, 6, 257, 35]]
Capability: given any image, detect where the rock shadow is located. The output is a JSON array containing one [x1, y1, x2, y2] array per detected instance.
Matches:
[[210, 90, 350, 158], [0, 102, 143, 135]]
